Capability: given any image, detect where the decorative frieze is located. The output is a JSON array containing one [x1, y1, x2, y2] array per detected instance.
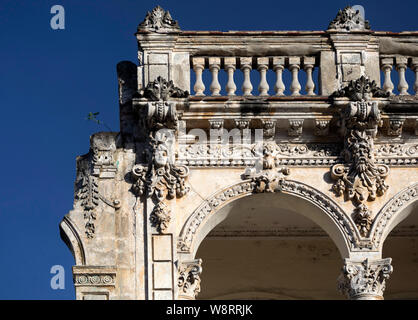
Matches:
[[73, 266, 117, 287], [74, 274, 116, 287], [338, 258, 393, 300], [178, 259, 203, 300], [177, 142, 341, 168]]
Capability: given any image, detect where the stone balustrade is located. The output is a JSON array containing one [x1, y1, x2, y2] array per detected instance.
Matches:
[[380, 56, 418, 95], [191, 56, 317, 97]]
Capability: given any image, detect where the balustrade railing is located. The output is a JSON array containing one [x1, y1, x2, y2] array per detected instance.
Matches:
[[191, 56, 318, 97], [380, 56, 418, 95]]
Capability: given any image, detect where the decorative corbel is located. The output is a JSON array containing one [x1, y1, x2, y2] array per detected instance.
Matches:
[[288, 119, 304, 137], [131, 78, 190, 233], [330, 76, 390, 237]]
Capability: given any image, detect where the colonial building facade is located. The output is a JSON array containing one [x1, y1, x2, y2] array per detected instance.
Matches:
[[60, 6, 418, 300]]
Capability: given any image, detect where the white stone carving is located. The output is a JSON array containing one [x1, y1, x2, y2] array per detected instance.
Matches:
[[338, 258, 393, 300]]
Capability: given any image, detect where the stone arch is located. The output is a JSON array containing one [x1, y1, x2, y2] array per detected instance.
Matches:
[[371, 182, 418, 251], [177, 179, 360, 259], [60, 215, 86, 265]]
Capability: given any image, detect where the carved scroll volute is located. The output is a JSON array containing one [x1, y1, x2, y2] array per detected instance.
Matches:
[[178, 259, 203, 300], [331, 77, 390, 238]]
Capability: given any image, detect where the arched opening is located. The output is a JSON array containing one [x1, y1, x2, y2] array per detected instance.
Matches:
[[194, 192, 344, 299], [382, 199, 418, 299]]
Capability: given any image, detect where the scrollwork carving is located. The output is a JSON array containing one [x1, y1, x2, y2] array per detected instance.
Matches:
[[328, 6, 371, 31], [331, 77, 390, 237], [178, 259, 203, 300], [338, 258, 393, 300], [332, 76, 389, 101], [138, 6, 180, 32], [131, 131, 189, 233], [135, 76, 189, 102]]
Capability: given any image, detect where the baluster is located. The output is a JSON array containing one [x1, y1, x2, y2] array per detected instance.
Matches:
[[303, 57, 316, 95], [240, 57, 253, 96], [192, 57, 205, 96], [273, 57, 285, 96], [411, 58, 418, 95], [396, 56, 409, 95], [381, 57, 394, 95], [208, 57, 221, 96], [224, 57, 237, 96], [257, 57, 269, 96], [289, 57, 301, 96]]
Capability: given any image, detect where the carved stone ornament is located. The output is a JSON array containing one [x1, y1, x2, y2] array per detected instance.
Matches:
[[132, 131, 189, 233], [388, 118, 404, 136], [138, 6, 180, 32], [331, 77, 390, 237], [244, 142, 290, 193], [288, 119, 304, 137], [332, 76, 389, 101], [328, 6, 371, 31], [331, 130, 389, 204], [178, 259, 203, 300], [262, 119, 276, 139], [150, 202, 171, 233], [132, 133, 189, 201], [338, 258, 393, 300], [135, 76, 189, 102], [76, 137, 121, 239], [74, 274, 116, 287]]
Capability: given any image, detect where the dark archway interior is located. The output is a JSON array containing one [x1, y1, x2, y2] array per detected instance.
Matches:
[[196, 193, 343, 299], [383, 205, 418, 299]]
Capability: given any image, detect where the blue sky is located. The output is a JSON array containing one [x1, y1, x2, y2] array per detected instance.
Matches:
[[0, 0, 417, 299]]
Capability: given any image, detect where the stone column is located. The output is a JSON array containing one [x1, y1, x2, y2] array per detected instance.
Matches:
[[338, 258, 393, 300]]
